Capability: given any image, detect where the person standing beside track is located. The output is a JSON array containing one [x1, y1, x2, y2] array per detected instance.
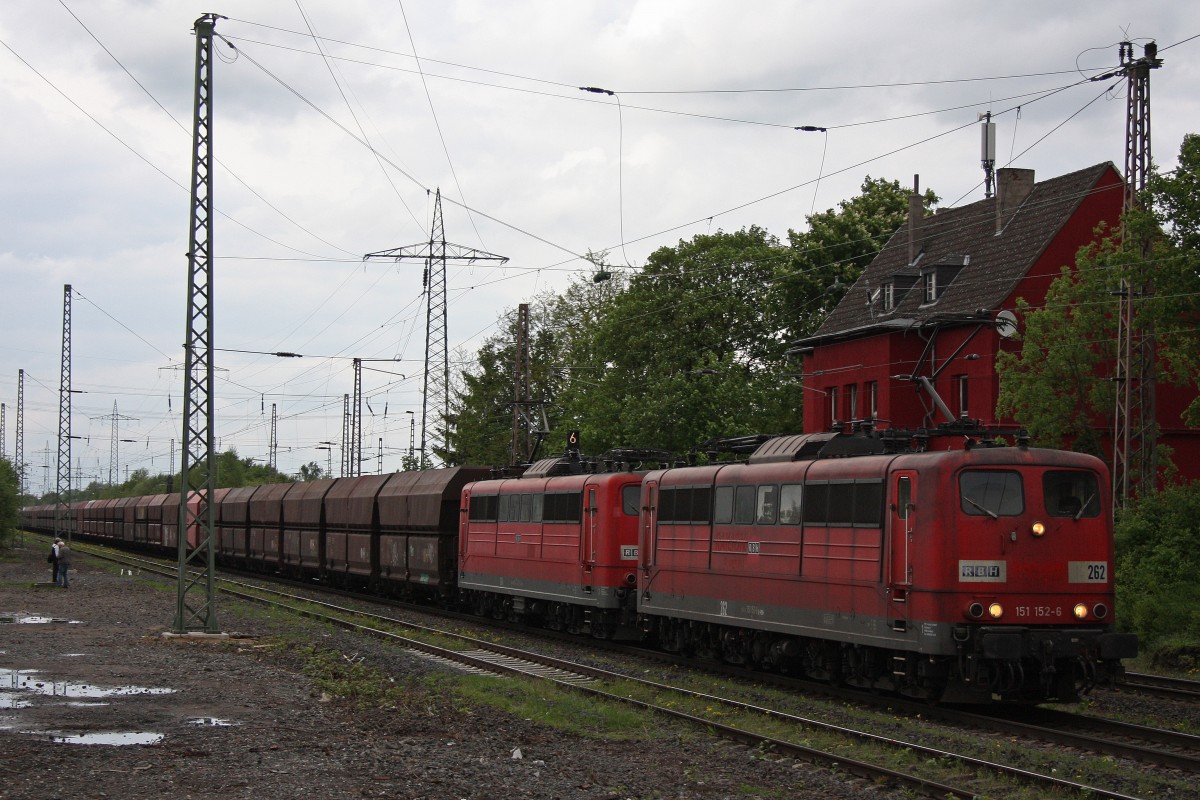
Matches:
[[48, 539, 61, 584], [54, 539, 72, 589]]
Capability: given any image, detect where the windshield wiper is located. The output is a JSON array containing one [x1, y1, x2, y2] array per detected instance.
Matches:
[[1074, 493, 1096, 521], [963, 495, 999, 519]]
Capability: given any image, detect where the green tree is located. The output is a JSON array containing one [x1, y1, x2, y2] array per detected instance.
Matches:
[[445, 272, 625, 466], [567, 226, 794, 454], [0, 458, 19, 549], [1115, 482, 1200, 656], [296, 461, 325, 481]]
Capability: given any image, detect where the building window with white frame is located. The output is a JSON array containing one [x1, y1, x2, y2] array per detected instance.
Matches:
[[923, 271, 938, 304]]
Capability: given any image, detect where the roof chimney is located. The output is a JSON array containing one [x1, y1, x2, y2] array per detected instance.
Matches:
[[995, 167, 1035, 234], [907, 174, 923, 264]]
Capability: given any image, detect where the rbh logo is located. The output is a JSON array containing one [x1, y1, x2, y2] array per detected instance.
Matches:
[[961, 565, 1001, 578]]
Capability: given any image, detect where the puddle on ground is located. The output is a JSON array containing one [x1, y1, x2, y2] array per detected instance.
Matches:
[[187, 717, 238, 727], [0, 694, 33, 710], [0, 615, 83, 625], [1, 668, 175, 699], [32, 730, 165, 746]]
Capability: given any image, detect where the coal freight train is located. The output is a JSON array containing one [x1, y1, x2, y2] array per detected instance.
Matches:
[[21, 429, 1137, 704]]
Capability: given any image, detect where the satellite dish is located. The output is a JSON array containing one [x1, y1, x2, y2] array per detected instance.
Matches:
[[995, 309, 1018, 338]]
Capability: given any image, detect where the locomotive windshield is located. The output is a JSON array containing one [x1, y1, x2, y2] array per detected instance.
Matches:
[[959, 470, 1024, 517], [1043, 470, 1101, 518], [622, 485, 640, 516]]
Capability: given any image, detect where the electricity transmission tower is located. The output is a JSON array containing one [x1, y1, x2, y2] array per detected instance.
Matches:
[[56, 285, 72, 541], [364, 189, 507, 465], [16, 369, 25, 496], [94, 401, 138, 484], [173, 13, 222, 634], [1111, 40, 1163, 509]]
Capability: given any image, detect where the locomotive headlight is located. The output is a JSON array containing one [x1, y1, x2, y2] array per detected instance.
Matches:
[[988, 602, 1004, 619], [967, 602, 985, 619], [1073, 603, 1089, 619], [1031, 521, 1046, 537]]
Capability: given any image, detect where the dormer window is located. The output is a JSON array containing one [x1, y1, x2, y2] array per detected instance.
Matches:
[[920, 254, 968, 305], [923, 271, 938, 303], [880, 273, 919, 313]]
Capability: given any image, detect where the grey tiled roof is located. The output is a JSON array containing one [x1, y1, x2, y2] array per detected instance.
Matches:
[[801, 162, 1119, 344]]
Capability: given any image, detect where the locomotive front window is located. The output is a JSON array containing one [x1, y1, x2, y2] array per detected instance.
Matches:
[[1043, 471, 1101, 518], [622, 485, 640, 516], [468, 494, 498, 522], [959, 470, 1024, 517]]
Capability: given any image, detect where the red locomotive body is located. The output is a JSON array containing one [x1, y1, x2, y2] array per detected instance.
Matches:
[[637, 434, 1136, 702], [459, 461, 643, 637]]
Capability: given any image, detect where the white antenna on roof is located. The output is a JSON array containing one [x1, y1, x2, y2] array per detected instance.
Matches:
[[980, 111, 997, 198]]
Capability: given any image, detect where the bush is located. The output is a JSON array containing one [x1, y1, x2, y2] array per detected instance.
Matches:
[[1115, 482, 1200, 661], [0, 458, 18, 549]]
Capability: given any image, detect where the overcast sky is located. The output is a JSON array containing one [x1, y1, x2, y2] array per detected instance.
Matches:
[[2, 1, 1197, 491]]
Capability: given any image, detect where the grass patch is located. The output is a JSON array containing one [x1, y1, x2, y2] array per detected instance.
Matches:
[[289, 641, 435, 712], [452, 673, 655, 740]]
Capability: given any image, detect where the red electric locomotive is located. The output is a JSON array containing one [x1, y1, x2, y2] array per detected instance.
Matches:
[[459, 457, 643, 637], [636, 431, 1138, 703]]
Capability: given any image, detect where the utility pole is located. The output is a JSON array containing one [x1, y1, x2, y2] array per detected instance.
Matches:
[[1, 403, 5, 462], [406, 410, 415, 460], [364, 188, 508, 465], [350, 359, 362, 477], [16, 369, 25, 496], [1111, 40, 1163, 510], [511, 304, 531, 465], [174, 13, 222, 634], [268, 403, 278, 471], [56, 285, 72, 542], [341, 393, 350, 477], [93, 401, 138, 484]]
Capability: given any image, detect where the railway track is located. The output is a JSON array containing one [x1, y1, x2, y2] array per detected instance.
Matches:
[[1120, 671, 1200, 701], [72, 542, 1186, 800]]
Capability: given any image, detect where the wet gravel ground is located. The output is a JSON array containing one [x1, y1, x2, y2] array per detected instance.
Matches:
[[1, 540, 912, 800]]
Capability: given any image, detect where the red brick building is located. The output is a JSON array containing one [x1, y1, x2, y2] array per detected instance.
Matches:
[[793, 163, 1199, 479]]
